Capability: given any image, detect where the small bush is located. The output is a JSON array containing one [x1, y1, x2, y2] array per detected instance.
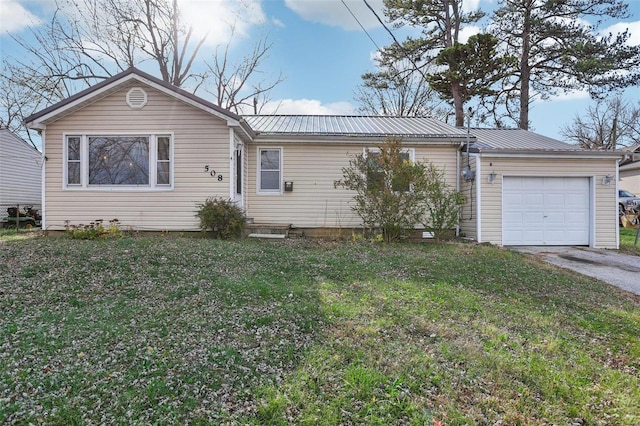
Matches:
[[420, 162, 465, 240], [195, 197, 245, 239], [65, 219, 122, 240]]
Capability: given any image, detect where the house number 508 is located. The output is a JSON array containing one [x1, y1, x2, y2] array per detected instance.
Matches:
[[204, 165, 223, 181]]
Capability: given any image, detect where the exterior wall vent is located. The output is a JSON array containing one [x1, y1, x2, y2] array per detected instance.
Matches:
[[126, 87, 148, 109]]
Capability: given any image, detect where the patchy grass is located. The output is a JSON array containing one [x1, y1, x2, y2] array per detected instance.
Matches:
[[620, 227, 640, 256], [0, 228, 41, 242], [1, 237, 638, 425]]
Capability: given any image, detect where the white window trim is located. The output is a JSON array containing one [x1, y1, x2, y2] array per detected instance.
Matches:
[[257, 147, 283, 195], [63, 132, 174, 191], [363, 147, 415, 161]]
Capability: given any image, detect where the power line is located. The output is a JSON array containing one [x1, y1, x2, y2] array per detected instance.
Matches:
[[361, 0, 429, 82], [340, 0, 381, 51]]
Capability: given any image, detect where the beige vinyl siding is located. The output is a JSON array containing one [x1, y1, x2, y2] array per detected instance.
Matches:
[[43, 82, 231, 230], [620, 164, 640, 194], [477, 157, 618, 248], [246, 143, 458, 228], [0, 131, 42, 209]]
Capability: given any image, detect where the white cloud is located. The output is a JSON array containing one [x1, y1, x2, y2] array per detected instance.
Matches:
[[546, 90, 591, 102], [462, 0, 482, 13], [178, 0, 266, 46], [284, 0, 384, 31], [601, 21, 640, 46], [258, 98, 356, 115], [0, 0, 41, 34], [459, 25, 481, 43], [272, 18, 285, 28]]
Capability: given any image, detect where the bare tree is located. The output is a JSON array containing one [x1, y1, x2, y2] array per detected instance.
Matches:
[[561, 96, 640, 150], [204, 28, 284, 114], [2, 0, 283, 139], [2, 0, 205, 140], [354, 59, 447, 119]]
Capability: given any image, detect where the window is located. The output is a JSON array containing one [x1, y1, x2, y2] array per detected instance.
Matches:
[[366, 148, 414, 192], [65, 134, 172, 189], [67, 136, 81, 185], [157, 136, 171, 186], [258, 148, 281, 193]]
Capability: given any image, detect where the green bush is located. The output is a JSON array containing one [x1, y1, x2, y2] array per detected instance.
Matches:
[[334, 138, 427, 243], [420, 162, 465, 240], [195, 197, 245, 239], [65, 219, 122, 240]]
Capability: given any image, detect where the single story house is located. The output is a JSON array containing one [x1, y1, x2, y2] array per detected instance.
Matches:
[[0, 128, 42, 215], [619, 143, 640, 195], [24, 67, 623, 248]]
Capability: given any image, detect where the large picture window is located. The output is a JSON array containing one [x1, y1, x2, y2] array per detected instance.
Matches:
[[258, 148, 282, 193], [65, 134, 172, 189]]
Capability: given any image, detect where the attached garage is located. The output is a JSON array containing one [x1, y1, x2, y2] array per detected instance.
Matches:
[[502, 176, 590, 246], [459, 129, 623, 249]]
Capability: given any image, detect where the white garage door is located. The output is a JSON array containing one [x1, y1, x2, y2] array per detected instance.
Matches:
[[503, 177, 590, 246]]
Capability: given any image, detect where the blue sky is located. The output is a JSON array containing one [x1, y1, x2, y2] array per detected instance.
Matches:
[[2, 0, 640, 142]]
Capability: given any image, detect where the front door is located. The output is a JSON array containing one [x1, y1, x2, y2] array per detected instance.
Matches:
[[233, 146, 243, 207]]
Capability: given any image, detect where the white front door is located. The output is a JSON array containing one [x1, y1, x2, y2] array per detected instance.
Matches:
[[502, 177, 590, 245]]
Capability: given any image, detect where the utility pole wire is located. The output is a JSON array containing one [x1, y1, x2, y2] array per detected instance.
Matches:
[[361, 0, 429, 82], [340, 0, 381, 51]]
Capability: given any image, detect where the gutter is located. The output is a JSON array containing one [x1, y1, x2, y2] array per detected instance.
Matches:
[[475, 150, 625, 159]]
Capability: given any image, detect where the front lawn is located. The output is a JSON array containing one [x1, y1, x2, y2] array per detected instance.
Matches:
[[620, 227, 640, 256], [1, 236, 638, 425]]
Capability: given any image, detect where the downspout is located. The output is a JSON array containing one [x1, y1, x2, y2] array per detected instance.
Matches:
[[476, 157, 482, 243], [229, 128, 235, 201], [40, 129, 46, 230]]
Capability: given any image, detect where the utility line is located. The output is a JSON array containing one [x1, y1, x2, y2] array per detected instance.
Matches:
[[340, 0, 381, 51], [361, 0, 429, 82]]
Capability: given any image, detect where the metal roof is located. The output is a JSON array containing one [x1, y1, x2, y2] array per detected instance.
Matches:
[[243, 115, 469, 139], [468, 128, 584, 151]]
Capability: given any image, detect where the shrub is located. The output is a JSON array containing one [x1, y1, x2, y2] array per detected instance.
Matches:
[[195, 197, 245, 239], [65, 219, 122, 240], [420, 162, 465, 240], [335, 138, 427, 243]]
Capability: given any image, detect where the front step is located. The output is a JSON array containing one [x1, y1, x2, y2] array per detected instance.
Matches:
[[245, 223, 291, 239]]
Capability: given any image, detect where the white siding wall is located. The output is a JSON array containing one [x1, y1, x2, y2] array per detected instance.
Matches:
[[43, 83, 232, 230], [246, 143, 458, 228], [0, 130, 42, 211], [477, 157, 618, 249]]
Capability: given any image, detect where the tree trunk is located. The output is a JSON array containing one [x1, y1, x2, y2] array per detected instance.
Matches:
[[453, 83, 464, 127], [518, 3, 532, 130]]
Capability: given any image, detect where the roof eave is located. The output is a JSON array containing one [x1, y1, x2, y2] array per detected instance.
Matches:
[[476, 149, 625, 159], [252, 134, 472, 144]]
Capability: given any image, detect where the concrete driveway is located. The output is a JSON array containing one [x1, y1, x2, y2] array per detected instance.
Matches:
[[511, 246, 640, 296]]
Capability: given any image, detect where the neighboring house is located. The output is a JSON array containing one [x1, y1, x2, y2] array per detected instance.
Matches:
[[0, 129, 42, 215], [24, 67, 622, 248], [619, 143, 640, 195]]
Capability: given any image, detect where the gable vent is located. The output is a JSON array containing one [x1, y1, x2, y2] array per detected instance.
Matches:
[[126, 87, 148, 109]]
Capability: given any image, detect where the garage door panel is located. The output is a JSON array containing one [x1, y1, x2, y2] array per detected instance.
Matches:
[[503, 177, 589, 246]]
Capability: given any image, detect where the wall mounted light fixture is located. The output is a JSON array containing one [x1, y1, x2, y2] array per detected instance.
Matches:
[[602, 174, 613, 186], [487, 171, 497, 184]]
